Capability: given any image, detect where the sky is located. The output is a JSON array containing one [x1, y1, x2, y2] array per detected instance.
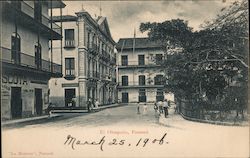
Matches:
[[56, 0, 235, 42]]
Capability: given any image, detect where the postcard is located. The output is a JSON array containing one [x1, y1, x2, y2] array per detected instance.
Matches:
[[1, 0, 249, 157]]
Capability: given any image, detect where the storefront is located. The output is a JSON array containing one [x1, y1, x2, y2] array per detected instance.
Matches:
[[1, 71, 50, 120]]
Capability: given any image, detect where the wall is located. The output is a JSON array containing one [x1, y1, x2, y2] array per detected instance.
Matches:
[[1, 11, 49, 61], [49, 20, 79, 107], [1, 73, 49, 120]]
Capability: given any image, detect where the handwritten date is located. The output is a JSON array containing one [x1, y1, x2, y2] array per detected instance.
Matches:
[[64, 133, 168, 151]]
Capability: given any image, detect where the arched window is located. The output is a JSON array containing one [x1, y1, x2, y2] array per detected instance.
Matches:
[[35, 42, 42, 69], [154, 75, 164, 85], [11, 32, 21, 64]]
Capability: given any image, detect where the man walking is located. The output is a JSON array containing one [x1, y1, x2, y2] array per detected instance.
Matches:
[[163, 99, 169, 118]]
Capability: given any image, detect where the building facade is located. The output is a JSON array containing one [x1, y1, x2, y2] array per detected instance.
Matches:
[[49, 9, 117, 109], [1, 1, 65, 120], [116, 38, 174, 103]]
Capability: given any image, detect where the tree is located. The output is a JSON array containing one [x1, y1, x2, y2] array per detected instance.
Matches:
[[140, 0, 248, 118]]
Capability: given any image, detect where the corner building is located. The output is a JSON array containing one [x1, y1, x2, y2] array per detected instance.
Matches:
[[116, 38, 174, 103], [1, 1, 65, 120], [49, 9, 117, 109]]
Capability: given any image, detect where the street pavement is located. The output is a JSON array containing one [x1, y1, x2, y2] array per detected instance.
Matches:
[[2, 103, 249, 158]]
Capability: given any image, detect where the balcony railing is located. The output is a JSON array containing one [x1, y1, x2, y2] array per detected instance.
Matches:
[[118, 61, 163, 67], [6, 1, 61, 36], [110, 57, 116, 65], [89, 43, 98, 55], [118, 81, 164, 88], [100, 50, 111, 62], [100, 74, 112, 81], [64, 40, 75, 48], [87, 70, 100, 79], [1, 47, 62, 75]]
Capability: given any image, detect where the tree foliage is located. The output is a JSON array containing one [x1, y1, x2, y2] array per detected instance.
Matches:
[[140, 0, 248, 110]]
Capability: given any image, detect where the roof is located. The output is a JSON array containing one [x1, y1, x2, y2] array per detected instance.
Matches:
[[116, 37, 163, 50], [52, 15, 77, 22], [47, 0, 66, 9]]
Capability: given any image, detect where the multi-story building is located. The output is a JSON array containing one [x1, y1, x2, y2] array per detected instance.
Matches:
[[116, 37, 173, 103], [49, 8, 117, 109], [1, 1, 65, 120]]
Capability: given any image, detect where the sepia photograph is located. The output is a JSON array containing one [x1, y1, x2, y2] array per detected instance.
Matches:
[[1, 0, 249, 157]]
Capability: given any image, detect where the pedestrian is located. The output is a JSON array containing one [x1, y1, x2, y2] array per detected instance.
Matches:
[[158, 100, 163, 114], [87, 98, 92, 112], [154, 102, 158, 116], [143, 103, 148, 115], [163, 99, 169, 118], [95, 99, 99, 109], [137, 102, 140, 114]]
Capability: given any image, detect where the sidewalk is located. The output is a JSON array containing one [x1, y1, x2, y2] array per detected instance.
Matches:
[[52, 103, 125, 113], [2, 113, 62, 127]]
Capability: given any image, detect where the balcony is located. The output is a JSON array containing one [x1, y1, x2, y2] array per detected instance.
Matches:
[[87, 71, 100, 80], [1, 47, 62, 77], [118, 61, 162, 69], [89, 43, 98, 55], [64, 69, 75, 80], [64, 40, 75, 48], [3, 1, 62, 40], [110, 57, 116, 65], [101, 74, 112, 82], [100, 50, 111, 62], [117, 81, 164, 89]]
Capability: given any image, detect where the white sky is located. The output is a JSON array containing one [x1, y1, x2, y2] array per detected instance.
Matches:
[[55, 0, 234, 42]]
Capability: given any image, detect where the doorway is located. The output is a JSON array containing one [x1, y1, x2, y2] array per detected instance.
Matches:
[[65, 89, 75, 107], [11, 87, 22, 118], [122, 92, 129, 103], [35, 88, 43, 115]]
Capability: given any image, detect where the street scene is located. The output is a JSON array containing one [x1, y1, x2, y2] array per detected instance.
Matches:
[[1, 0, 249, 157], [2, 104, 249, 157]]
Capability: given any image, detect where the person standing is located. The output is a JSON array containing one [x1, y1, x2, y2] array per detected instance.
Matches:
[[95, 99, 99, 109], [154, 102, 158, 116], [143, 103, 148, 115], [137, 102, 140, 114], [158, 100, 163, 115], [87, 98, 92, 112], [163, 99, 169, 118]]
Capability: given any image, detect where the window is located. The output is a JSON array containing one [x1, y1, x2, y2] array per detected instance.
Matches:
[[35, 43, 42, 69], [154, 75, 164, 85], [65, 29, 75, 47], [65, 58, 75, 76], [156, 89, 164, 101], [34, 1, 42, 22], [139, 75, 145, 85], [139, 89, 146, 102], [121, 55, 128, 66], [11, 32, 21, 64], [121, 76, 128, 86], [138, 55, 145, 65], [87, 32, 91, 49], [155, 54, 163, 65]]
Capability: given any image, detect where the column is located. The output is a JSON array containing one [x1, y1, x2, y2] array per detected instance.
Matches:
[[76, 11, 87, 108]]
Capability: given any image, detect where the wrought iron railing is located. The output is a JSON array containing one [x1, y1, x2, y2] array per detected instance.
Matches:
[[1, 47, 62, 74]]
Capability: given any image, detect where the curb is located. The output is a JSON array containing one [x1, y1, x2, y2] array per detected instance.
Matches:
[[2, 114, 62, 127], [179, 112, 249, 126]]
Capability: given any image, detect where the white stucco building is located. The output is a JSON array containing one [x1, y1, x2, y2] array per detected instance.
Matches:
[[116, 38, 174, 103], [49, 9, 117, 109]]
